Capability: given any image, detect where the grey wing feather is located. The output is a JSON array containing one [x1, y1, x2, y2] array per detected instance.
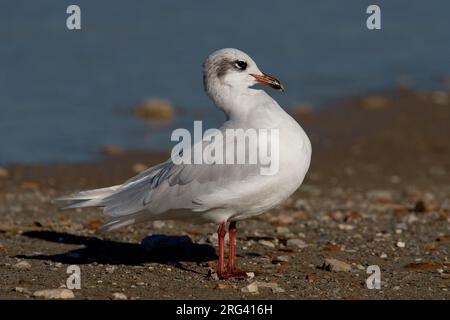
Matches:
[[101, 160, 259, 217], [55, 131, 262, 228]]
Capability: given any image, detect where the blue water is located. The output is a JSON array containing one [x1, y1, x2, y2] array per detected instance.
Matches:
[[1, 0, 449, 164]]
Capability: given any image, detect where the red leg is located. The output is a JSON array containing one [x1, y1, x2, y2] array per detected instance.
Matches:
[[218, 222, 249, 279], [227, 221, 237, 272], [216, 222, 226, 277]]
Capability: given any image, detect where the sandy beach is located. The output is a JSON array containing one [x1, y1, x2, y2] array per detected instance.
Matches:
[[0, 88, 449, 299]]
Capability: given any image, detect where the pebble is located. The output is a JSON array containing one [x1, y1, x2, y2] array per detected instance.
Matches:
[[258, 240, 275, 248], [323, 243, 344, 252], [396, 241, 406, 248], [33, 289, 75, 300], [86, 219, 103, 230], [286, 238, 308, 249], [414, 200, 427, 213], [396, 222, 407, 230], [294, 199, 309, 210], [366, 190, 392, 201], [406, 214, 419, 224], [214, 283, 234, 290], [152, 221, 166, 229], [321, 258, 352, 272], [275, 226, 290, 234], [208, 269, 220, 281], [211, 273, 220, 281], [204, 232, 228, 245], [403, 262, 442, 270], [380, 253, 388, 259], [305, 274, 317, 282], [356, 264, 365, 270], [14, 261, 31, 270], [14, 287, 31, 294], [112, 292, 128, 300], [269, 215, 294, 226], [272, 256, 289, 264], [106, 266, 116, 273], [241, 282, 259, 293], [241, 281, 285, 294], [338, 224, 355, 231]]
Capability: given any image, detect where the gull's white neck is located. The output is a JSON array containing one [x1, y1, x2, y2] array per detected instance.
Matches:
[[207, 84, 279, 123]]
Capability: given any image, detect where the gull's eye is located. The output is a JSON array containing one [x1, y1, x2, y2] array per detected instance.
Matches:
[[234, 60, 247, 70]]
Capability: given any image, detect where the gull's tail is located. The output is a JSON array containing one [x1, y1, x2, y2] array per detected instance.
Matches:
[[53, 185, 121, 210], [53, 183, 156, 232], [54, 160, 174, 231]]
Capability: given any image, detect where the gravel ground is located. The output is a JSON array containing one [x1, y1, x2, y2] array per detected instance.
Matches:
[[0, 89, 449, 299]]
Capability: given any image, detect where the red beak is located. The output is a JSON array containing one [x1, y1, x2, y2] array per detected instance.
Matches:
[[250, 73, 284, 91]]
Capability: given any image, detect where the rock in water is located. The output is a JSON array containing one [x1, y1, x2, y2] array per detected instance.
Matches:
[[134, 99, 175, 122], [361, 95, 389, 109], [101, 144, 124, 156]]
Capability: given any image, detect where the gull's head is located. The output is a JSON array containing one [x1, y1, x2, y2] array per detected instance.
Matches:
[[203, 48, 284, 99]]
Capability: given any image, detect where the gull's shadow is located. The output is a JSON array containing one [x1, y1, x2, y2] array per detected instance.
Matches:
[[18, 231, 216, 266]]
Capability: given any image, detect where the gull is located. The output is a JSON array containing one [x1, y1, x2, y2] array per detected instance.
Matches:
[[55, 48, 312, 279]]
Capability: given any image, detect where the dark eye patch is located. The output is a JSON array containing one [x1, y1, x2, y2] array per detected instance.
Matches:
[[215, 58, 247, 78], [234, 60, 247, 70]]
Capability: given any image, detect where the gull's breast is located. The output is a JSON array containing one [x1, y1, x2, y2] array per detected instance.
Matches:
[[227, 113, 312, 221]]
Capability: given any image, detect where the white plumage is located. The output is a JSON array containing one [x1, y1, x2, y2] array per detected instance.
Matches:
[[55, 48, 312, 233]]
